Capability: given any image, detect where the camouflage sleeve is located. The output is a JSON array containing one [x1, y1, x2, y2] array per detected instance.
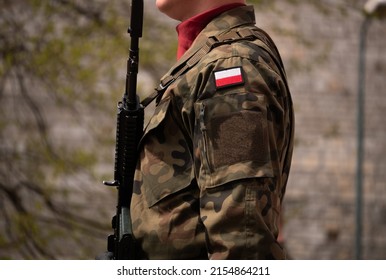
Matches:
[[200, 177, 285, 259], [191, 45, 290, 259]]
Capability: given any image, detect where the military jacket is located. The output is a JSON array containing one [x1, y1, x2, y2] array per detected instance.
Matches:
[[131, 5, 294, 259]]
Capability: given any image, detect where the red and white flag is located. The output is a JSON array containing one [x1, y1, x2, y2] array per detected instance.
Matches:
[[214, 67, 244, 88]]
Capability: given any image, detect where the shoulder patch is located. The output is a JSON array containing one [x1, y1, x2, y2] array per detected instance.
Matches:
[[214, 67, 244, 89]]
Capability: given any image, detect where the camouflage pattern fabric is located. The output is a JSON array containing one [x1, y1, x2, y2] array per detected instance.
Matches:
[[130, 5, 294, 260]]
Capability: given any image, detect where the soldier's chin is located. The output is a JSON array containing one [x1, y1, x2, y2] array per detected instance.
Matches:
[[155, 0, 192, 22]]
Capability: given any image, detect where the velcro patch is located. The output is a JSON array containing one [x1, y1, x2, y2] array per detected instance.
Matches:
[[214, 67, 244, 89]]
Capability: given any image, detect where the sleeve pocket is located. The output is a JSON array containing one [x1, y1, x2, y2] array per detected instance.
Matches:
[[194, 92, 274, 188]]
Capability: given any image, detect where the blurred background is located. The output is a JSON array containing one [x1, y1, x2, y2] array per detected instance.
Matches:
[[0, 0, 385, 259]]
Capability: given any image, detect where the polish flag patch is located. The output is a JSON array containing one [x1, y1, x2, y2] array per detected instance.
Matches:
[[214, 67, 244, 89]]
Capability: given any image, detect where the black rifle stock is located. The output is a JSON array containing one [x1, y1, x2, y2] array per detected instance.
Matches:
[[101, 0, 144, 260]]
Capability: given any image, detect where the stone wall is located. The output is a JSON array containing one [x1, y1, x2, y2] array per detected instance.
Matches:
[[257, 0, 386, 259]]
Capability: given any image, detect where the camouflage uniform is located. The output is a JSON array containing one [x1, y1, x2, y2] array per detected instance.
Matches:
[[131, 5, 294, 259]]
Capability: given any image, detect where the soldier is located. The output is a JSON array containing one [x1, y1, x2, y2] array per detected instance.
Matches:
[[130, 0, 294, 259]]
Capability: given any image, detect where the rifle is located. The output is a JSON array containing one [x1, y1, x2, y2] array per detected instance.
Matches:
[[99, 0, 144, 260]]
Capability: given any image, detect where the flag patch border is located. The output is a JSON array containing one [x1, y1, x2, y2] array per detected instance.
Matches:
[[214, 67, 244, 89]]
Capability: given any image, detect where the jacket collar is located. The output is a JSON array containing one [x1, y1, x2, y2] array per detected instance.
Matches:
[[161, 5, 256, 81]]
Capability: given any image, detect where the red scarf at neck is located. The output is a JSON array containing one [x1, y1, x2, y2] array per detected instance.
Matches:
[[176, 3, 245, 60]]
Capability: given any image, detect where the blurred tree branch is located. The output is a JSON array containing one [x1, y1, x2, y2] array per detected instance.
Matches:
[[0, 0, 130, 259]]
